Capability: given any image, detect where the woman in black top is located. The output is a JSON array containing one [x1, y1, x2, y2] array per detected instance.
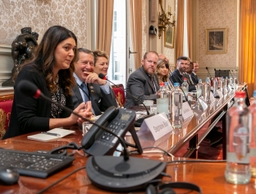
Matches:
[[3, 25, 92, 139]]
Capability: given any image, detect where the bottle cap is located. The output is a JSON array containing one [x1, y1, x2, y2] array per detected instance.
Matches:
[[253, 90, 256, 97], [160, 82, 165, 86], [235, 91, 245, 98], [183, 77, 187, 81], [174, 82, 179, 87]]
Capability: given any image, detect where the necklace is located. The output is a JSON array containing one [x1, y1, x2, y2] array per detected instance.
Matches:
[[53, 74, 59, 85]]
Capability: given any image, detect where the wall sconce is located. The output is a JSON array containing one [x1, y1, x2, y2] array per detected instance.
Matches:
[[158, 0, 175, 38]]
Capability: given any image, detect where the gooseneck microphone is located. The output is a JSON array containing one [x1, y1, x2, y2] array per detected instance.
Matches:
[[98, 73, 154, 127], [17, 80, 166, 192], [205, 67, 212, 78], [229, 70, 234, 78], [17, 80, 130, 161]]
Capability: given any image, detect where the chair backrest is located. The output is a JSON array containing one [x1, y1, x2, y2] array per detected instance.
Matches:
[[111, 84, 126, 107], [0, 94, 14, 139], [214, 69, 230, 78]]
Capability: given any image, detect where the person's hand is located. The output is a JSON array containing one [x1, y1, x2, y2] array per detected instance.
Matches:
[[72, 101, 93, 124], [85, 72, 107, 85]]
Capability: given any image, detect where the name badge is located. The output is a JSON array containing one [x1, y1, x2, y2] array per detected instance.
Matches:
[[182, 101, 194, 120], [198, 97, 208, 111], [139, 113, 173, 141]]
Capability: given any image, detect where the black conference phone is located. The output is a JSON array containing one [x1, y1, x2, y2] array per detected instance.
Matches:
[[81, 106, 143, 156]]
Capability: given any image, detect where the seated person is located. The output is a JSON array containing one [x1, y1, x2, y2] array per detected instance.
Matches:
[[185, 62, 197, 85], [169, 56, 196, 91], [3, 25, 92, 139], [191, 61, 199, 84], [93, 50, 121, 106], [72, 48, 117, 116], [124, 51, 160, 108], [156, 59, 173, 89]]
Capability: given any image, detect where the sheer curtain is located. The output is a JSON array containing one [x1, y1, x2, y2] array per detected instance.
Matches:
[[239, 0, 256, 97], [129, 0, 142, 70], [96, 0, 114, 56]]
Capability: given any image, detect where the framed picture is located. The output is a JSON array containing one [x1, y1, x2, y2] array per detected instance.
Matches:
[[206, 28, 227, 54], [164, 25, 174, 48]]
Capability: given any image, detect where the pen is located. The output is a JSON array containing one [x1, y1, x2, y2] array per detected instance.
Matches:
[[41, 132, 61, 137]]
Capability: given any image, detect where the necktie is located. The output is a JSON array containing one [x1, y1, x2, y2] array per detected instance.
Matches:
[[150, 76, 157, 92], [81, 82, 90, 102]]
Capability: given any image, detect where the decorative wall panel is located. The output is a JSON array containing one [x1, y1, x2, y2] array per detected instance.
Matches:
[[0, 0, 88, 48], [198, 0, 237, 70]]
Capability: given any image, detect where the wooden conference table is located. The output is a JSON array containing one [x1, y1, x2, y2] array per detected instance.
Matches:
[[0, 131, 256, 194], [133, 85, 248, 159]]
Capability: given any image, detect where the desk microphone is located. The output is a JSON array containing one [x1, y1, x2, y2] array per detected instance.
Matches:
[[17, 80, 166, 192], [205, 67, 212, 78], [98, 73, 154, 127], [229, 70, 234, 78]]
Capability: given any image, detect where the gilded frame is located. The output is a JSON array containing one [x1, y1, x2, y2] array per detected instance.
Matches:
[[206, 28, 227, 54], [164, 25, 175, 48]]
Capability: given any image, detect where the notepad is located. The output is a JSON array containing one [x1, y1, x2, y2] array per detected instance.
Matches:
[[27, 128, 75, 142]]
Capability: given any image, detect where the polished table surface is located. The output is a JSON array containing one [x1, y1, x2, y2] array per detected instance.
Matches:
[[132, 86, 240, 158], [0, 131, 256, 194]]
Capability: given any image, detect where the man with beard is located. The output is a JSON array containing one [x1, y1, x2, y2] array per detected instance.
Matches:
[[124, 51, 160, 108]]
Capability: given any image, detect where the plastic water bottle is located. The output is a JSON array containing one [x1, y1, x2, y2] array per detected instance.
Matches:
[[203, 77, 211, 103], [196, 79, 204, 98], [225, 91, 251, 184], [165, 82, 173, 119], [233, 76, 238, 90], [172, 83, 183, 129], [249, 90, 256, 177], [213, 77, 219, 98], [181, 77, 189, 98], [229, 77, 234, 90], [157, 82, 169, 116]]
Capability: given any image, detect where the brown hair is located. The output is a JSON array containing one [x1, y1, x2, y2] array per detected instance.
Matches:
[[156, 59, 169, 82], [143, 51, 159, 60], [21, 25, 77, 95], [93, 50, 109, 65]]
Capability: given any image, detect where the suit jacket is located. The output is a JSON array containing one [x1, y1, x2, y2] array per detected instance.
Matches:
[[72, 83, 117, 116], [191, 72, 199, 85], [124, 67, 160, 108], [169, 69, 196, 91]]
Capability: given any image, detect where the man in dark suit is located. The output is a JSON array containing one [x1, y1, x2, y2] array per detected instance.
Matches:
[[169, 56, 196, 91], [124, 51, 160, 108], [72, 48, 117, 115], [191, 61, 199, 84]]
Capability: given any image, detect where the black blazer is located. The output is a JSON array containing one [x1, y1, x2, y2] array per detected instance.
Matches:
[[3, 64, 73, 139], [169, 69, 196, 91], [72, 83, 117, 115]]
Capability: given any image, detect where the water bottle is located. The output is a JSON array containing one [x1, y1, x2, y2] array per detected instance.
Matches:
[[213, 77, 219, 98], [233, 76, 238, 90], [196, 79, 204, 98], [219, 77, 225, 96], [165, 82, 173, 119], [224, 77, 230, 94], [229, 77, 234, 90], [172, 83, 183, 129], [157, 82, 169, 116], [249, 90, 256, 177], [181, 77, 189, 98], [225, 91, 251, 184], [203, 77, 211, 103]]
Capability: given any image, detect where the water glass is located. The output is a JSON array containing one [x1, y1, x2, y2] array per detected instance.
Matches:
[[82, 121, 92, 136]]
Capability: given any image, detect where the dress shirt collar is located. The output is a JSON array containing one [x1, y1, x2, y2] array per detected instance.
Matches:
[[73, 73, 84, 86]]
